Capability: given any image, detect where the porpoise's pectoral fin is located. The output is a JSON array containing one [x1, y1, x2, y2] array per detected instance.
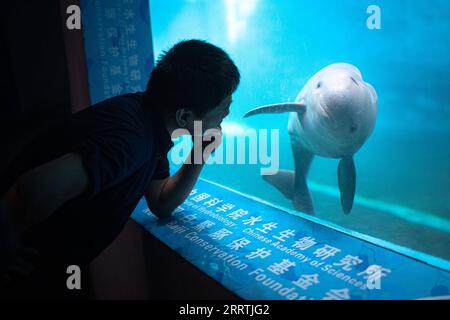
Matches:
[[292, 145, 315, 215], [244, 102, 306, 118], [338, 157, 356, 214], [262, 170, 295, 200]]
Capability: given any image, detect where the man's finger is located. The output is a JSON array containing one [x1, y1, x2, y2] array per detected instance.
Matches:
[[12, 256, 35, 274], [16, 247, 39, 257], [9, 264, 32, 277], [0, 273, 16, 290]]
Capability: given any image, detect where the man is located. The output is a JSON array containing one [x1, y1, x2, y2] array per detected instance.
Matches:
[[0, 39, 240, 297]]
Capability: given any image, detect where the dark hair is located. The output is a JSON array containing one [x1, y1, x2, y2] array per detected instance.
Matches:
[[145, 39, 240, 116]]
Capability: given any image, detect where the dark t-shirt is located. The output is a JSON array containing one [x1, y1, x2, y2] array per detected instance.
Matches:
[[8, 92, 174, 266]]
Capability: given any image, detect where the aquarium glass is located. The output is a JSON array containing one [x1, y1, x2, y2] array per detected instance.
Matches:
[[149, 0, 450, 266]]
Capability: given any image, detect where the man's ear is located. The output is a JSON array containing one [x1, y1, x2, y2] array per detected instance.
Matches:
[[175, 108, 194, 128]]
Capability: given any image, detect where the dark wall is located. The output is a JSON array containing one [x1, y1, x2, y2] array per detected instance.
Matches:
[[0, 0, 72, 182], [143, 230, 240, 300], [1, 1, 71, 117]]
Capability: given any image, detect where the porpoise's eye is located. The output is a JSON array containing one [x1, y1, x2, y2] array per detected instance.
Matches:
[[350, 125, 357, 133], [316, 82, 322, 89]]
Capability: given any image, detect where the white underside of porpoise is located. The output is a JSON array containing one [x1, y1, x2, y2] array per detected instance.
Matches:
[[244, 63, 378, 214]]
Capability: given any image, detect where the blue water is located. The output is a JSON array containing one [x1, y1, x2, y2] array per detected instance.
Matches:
[[149, 0, 450, 263]]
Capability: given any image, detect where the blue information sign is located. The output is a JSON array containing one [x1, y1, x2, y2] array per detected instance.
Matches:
[[80, 0, 153, 103], [132, 179, 450, 300]]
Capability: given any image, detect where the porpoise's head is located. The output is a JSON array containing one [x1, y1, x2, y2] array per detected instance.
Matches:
[[304, 63, 378, 157]]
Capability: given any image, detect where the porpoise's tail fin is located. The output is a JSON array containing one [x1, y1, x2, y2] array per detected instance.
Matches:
[[244, 103, 306, 118], [263, 169, 315, 215], [262, 170, 295, 199]]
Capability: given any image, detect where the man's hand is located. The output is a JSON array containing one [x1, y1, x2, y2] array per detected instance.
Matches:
[[0, 200, 38, 291], [145, 127, 223, 219], [0, 246, 38, 291], [191, 126, 223, 164], [203, 125, 223, 154], [0, 152, 89, 291]]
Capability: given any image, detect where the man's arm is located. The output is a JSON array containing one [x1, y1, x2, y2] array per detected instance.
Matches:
[[0, 152, 89, 234], [145, 132, 221, 219], [145, 150, 205, 219]]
